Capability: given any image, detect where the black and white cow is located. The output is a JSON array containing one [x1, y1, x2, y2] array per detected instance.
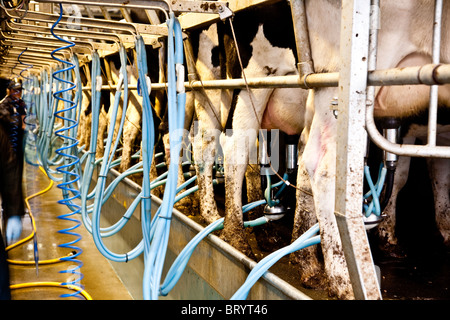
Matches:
[[188, 0, 308, 257]]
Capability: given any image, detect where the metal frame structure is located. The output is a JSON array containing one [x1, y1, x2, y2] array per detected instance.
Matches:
[[1, 0, 449, 300]]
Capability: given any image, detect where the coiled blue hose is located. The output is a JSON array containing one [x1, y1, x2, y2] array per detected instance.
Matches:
[[50, 3, 84, 298], [9, 99, 20, 153], [39, 67, 66, 181]]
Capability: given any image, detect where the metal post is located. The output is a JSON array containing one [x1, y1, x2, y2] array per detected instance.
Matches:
[[427, 0, 443, 147], [289, 0, 315, 77], [334, 0, 382, 300]]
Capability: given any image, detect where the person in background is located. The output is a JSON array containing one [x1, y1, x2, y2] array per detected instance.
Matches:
[[0, 79, 27, 300]]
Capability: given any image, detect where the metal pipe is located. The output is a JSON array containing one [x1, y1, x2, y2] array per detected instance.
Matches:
[[1, 41, 72, 57], [71, 61, 450, 93], [368, 63, 450, 85], [2, 57, 55, 65], [427, 0, 443, 147], [6, 20, 122, 45], [37, 0, 171, 17], [36, 0, 230, 17], [334, 0, 381, 300], [289, 0, 315, 77], [4, 49, 67, 61], [1, 31, 97, 51], [5, 8, 140, 35]]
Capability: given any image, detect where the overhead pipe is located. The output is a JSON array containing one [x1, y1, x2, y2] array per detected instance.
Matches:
[[427, 0, 443, 147], [289, 0, 315, 80], [81, 63, 450, 90], [5, 8, 141, 35], [6, 20, 122, 46], [36, 0, 231, 18]]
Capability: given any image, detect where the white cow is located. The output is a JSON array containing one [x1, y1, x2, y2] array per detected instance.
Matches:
[[292, 0, 450, 299]]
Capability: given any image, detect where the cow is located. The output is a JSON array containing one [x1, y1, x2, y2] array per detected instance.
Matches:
[[287, 0, 450, 299], [188, 1, 309, 257], [374, 115, 450, 256]]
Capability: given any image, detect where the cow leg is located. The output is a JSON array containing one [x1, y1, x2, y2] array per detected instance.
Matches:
[[173, 93, 198, 214], [428, 133, 450, 246], [96, 107, 108, 158], [190, 23, 230, 225], [291, 153, 327, 289], [119, 92, 141, 173], [192, 124, 222, 224], [221, 88, 264, 257], [163, 130, 196, 214], [222, 136, 253, 256], [290, 90, 327, 289], [375, 136, 415, 256], [302, 88, 353, 299], [78, 90, 91, 150], [150, 150, 164, 198]]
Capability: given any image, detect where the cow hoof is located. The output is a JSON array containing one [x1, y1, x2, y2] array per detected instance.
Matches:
[[442, 238, 450, 249], [300, 273, 328, 291], [175, 197, 200, 216], [221, 232, 256, 260], [378, 243, 407, 260]]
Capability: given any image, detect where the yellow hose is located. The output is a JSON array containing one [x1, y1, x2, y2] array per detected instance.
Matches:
[[6, 166, 52, 253], [8, 165, 92, 300], [6, 166, 73, 264], [10, 282, 93, 300]]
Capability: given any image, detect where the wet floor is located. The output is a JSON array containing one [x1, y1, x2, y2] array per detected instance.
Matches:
[[5, 163, 133, 300]]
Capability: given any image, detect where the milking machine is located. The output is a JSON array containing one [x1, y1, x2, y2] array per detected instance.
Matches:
[[362, 118, 400, 230], [260, 132, 298, 221]]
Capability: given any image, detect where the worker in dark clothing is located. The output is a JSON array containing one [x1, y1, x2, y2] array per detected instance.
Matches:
[[0, 80, 27, 300]]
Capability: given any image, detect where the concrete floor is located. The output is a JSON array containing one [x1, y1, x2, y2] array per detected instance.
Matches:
[[6, 163, 133, 300]]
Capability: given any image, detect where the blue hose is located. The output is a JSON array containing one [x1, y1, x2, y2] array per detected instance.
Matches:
[[39, 67, 66, 182], [80, 51, 102, 226], [88, 38, 151, 263], [50, 3, 84, 298], [231, 223, 321, 300], [88, 45, 131, 241], [363, 163, 387, 218], [143, 13, 186, 300], [160, 199, 267, 296]]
